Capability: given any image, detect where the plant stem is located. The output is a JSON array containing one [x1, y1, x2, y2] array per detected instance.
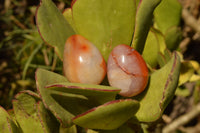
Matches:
[[163, 103, 200, 133]]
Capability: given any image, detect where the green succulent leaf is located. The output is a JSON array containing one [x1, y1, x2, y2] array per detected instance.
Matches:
[[157, 49, 172, 67], [190, 60, 200, 71], [13, 92, 43, 133], [73, 99, 139, 130], [193, 84, 200, 104], [175, 87, 190, 97], [36, 0, 75, 60], [13, 91, 59, 133], [36, 68, 74, 127], [142, 28, 161, 68], [179, 61, 195, 86], [157, 52, 167, 67], [36, 69, 120, 128], [46, 82, 120, 105], [38, 101, 60, 133], [165, 26, 182, 51], [133, 52, 181, 122], [154, 0, 182, 33], [87, 124, 136, 133], [132, 0, 161, 54], [189, 74, 200, 82], [152, 28, 167, 54], [154, 0, 182, 51], [72, 0, 136, 61], [87, 129, 99, 133], [163, 49, 173, 63], [0, 106, 21, 133], [60, 125, 77, 133], [63, 8, 77, 32]]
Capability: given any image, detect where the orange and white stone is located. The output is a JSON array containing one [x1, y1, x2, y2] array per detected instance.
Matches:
[[63, 35, 106, 84], [107, 44, 148, 97]]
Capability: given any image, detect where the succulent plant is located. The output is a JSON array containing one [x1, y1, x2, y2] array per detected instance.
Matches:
[[0, 0, 183, 132]]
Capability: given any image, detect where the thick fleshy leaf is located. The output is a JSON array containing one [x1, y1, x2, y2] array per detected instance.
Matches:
[[154, 0, 182, 51], [175, 87, 190, 97], [151, 28, 167, 54], [46, 82, 120, 105], [142, 28, 160, 68], [72, 0, 136, 61], [0, 106, 21, 133], [36, 68, 75, 127], [87, 124, 135, 133], [13, 92, 43, 133], [190, 60, 200, 71], [163, 49, 172, 62], [132, 0, 161, 54], [36, 69, 119, 127], [189, 74, 200, 82], [7, 110, 18, 126], [60, 125, 77, 133], [154, 0, 182, 33], [13, 91, 59, 133], [165, 26, 182, 51], [37, 101, 60, 133], [73, 99, 139, 130], [157, 49, 172, 67], [87, 129, 99, 133], [62, 8, 77, 32], [101, 124, 135, 133], [133, 52, 181, 122], [157, 52, 167, 67], [179, 61, 195, 86], [36, 0, 75, 60], [143, 28, 166, 67]]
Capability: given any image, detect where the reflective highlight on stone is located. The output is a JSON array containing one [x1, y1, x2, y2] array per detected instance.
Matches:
[[107, 44, 148, 97], [63, 35, 106, 84]]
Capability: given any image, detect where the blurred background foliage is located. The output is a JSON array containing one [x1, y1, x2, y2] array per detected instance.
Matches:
[[0, 0, 70, 109], [0, 0, 200, 132]]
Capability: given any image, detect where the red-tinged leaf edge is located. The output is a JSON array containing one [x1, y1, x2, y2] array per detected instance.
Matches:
[[159, 52, 180, 111], [72, 99, 139, 130], [0, 106, 21, 132], [132, 0, 161, 54], [132, 52, 181, 122], [45, 84, 120, 93], [72, 99, 131, 120], [45, 82, 120, 105], [71, 0, 77, 7], [34, 69, 67, 127], [35, 0, 75, 60], [14, 90, 40, 100], [35, 0, 57, 58]]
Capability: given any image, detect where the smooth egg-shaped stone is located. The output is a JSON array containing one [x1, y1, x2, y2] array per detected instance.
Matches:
[[107, 44, 148, 97], [63, 35, 106, 84]]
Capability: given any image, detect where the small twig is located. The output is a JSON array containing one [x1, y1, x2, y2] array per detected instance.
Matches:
[[180, 124, 200, 133], [42, 49, 50, 66], [179, 37, 191, 53], [10, 15, 27, 30], [51, 53, 57, 71], [57, 2, 65, 11], [4, 0, 11, 11], [162, 114, 172, 124], [162, 103, 200, 133], [182, 8, 200, 33]]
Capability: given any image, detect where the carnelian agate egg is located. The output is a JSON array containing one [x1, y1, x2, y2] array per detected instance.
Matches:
[[63, 35, 106, 84], [107, 44, 148, 97]]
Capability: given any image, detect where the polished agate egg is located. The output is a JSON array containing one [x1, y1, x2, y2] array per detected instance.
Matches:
[[63, 35, 106, 84], [107, 44, 148, 97]]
